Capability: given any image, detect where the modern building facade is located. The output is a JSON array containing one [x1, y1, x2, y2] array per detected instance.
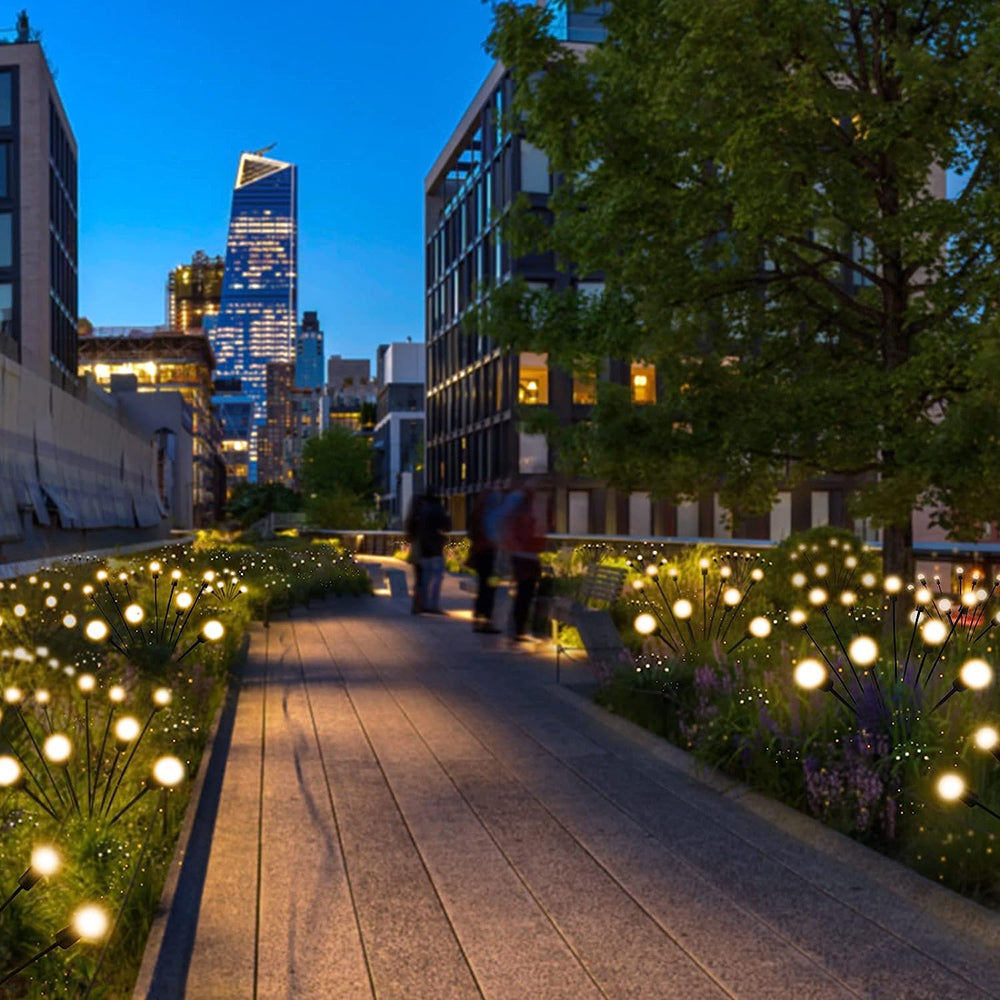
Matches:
[[373, 342, 425, 526], [212, 377, 254, 487], [78, 327, 224, 525], [211, 150, 298, 481], [295, 310, 323, 388], [167, 250, 225, 332], [259, 360, 295, 485], [0, 19, 167, 561], [326, 354, 369, 392]]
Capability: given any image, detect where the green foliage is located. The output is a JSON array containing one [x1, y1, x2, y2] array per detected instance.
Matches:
[[486, 0, 1000, 576], [225, 482, 302, 529], [0, 537, 370, 996], [299, 426, 373, 499], [305, 487, 384, 531]]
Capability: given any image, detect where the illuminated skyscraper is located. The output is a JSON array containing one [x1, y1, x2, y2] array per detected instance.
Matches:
[[211, 149, 297, 481]]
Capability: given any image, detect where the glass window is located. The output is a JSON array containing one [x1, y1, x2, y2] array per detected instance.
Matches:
[[572, 371, 597, 405], [0, 143, 8, 198], [0, 213, 12, 268], [631, 362, 656, 404], [0, 74, 10, 129], [0, 282, 12, 336], [518, 352, 549, 405]]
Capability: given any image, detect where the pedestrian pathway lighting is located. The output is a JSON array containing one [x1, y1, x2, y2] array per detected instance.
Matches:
[[973, 725, 1000, 761], [727, 615, 771, 654], [0, 845, 62, 914], [0, 903, 109, 987], [932, 658, 994, 711], [935, 772, 1000, 823], [793, 657, 858, 715]]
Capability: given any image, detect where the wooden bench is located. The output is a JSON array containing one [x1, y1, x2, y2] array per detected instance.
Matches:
[[552, 564, 630, 683]]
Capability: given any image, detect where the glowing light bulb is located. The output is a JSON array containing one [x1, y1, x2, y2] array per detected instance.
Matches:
[[844, 555, 858, 569], [153, 755, 185, 787], [35, 689, 50, 705], [43, 734, 71, 763], [123, 604, 144, 625], [883, 576, 902, 595], [108, 685, 126, 703], [794, 658, 827, 690], [959, 658, 992, 691], [149, 561, 161, 575], [175, 592, 193, 610], [839, 590, 856, 606], [171, 569, 182, 581], [71, 904, 109, 942], [0, 755, 21, 786], [723, 587, 741, 607], [860, 572, 876, 589], [808, 587, 828, 607], [13, 603, 26, 617], [698, 558, 710, 571], [62, 613, 78, 628], [974, 726, 999, 752], [748, 616, 771, 639], [202, 619, 225, 642], [645, 564, 658, 578], [849, 636, 878, 666], [153, 687, 172, 708], [84, 619, 109, 642], [96, 570, 108, 582], [789, 609, 807, 626], [914, 588, 931, 605], [750, 568, 764, 582], [814, 563, 828, 578], [633, 613, 657, 636], [936, 773, 967, 803], [45, 595, 57, 608], [30, 845, 60, 877], [921, 619, 947, 645], [791, 572, 807, 589], [77, 674, 96, 695], [673, 599, 693, 620], [4, 686, 22, 703]]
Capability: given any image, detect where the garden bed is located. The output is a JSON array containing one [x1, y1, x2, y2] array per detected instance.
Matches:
[[0, 537, 369, 998]]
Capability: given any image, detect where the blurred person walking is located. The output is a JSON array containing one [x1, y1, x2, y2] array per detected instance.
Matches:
[[502, 484, 545, 641], [416, 490, 451, 614], [468, 488, 503, 633]]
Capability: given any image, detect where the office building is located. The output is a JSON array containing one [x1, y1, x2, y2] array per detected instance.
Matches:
[[426, 6, 658, 533], [326, 354, 370, 392], [211, 149, 297, 480], [167, 251, 225, 332], [212, 377, 254, 488], [259, 361, 295, 485], [78, 327, 225, 525], [373, 342, 425, 526], [295, 310, 323, 388], [0, 18, 166, 561]]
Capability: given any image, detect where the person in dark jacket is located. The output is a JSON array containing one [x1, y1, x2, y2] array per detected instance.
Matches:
[[501, 485, 545, 640], [468, 488, 502, 633], [415, 491, 451, 614]]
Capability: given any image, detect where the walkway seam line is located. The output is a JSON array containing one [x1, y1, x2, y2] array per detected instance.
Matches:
[[302, 611, 492, 1000], [287, 613, 378, 1000], [252, 623, 269, 1000]]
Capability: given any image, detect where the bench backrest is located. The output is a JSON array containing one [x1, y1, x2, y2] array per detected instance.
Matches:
[[578, 564, 627, 607]]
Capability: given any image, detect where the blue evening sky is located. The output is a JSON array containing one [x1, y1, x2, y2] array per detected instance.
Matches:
[[29, 1, 496, 366]]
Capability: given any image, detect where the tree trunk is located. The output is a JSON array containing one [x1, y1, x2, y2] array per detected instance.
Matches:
[[881, 518, 914, 583]]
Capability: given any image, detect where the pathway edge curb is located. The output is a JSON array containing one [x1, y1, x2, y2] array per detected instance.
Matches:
[[130, 629, 253, 999], [546, 680, 1000, 954]]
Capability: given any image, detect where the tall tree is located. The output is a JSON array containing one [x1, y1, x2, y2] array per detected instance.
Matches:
[[486, 0, 1000, 579]]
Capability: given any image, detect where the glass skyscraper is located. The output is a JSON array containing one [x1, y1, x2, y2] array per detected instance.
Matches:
[[211, 150, 297, 482]]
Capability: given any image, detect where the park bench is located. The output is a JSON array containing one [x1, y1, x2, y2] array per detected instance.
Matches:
[[551, 563, 631, 683]]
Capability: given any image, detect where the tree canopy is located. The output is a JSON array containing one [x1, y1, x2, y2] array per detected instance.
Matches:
[[299, 425, 373, 500], [486, 0, 1000, 575]]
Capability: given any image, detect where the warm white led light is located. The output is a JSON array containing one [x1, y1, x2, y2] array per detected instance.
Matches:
[[848, 636, 878, 667], [794, 658, 827, 690], [43, 734, 71, 763], [153, 755, 185, 787], [633, 613, 657, 636], [84, 620, 109, 642], [748, 616, 771, 639], [959, 658, 993, 691], [114, 717, 140, 742], [974, 725, 999, 752], [921, 619, 947, 645], [123, 604, 144, 625], [936, 773, 967, 803]]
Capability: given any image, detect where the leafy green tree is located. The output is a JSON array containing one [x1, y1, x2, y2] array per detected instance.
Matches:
[[300, 425, 373, 497], [226, 482, 302, 529], [486, 0, 1000, 579]]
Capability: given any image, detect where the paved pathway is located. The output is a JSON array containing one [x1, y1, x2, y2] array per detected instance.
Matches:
[[168, 565, 1000, 999]]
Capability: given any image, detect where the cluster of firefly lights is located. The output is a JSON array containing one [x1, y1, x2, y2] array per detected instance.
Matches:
[[628, 545, 1000, 827], [78, 562, 229, 664], [630, 553, 770, 654], [787, 567, 1000, 826], [0, 560, 214, 985]]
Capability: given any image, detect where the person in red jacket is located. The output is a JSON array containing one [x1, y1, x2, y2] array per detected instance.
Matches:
[[502, 484, 545, 641]]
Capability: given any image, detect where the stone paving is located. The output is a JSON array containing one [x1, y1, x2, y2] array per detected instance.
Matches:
[[164, 564, 1000, 999]]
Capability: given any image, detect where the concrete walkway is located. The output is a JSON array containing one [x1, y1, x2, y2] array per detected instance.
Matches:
[[167, 565, 1000, 1000]]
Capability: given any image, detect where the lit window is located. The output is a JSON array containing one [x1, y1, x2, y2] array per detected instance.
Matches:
[[518, 352, 549, 405], [631, 363, 656, 405], [572, 371, 597, 405]]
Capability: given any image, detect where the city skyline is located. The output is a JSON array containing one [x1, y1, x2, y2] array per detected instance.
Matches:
[[21, 0, 496, 364]]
